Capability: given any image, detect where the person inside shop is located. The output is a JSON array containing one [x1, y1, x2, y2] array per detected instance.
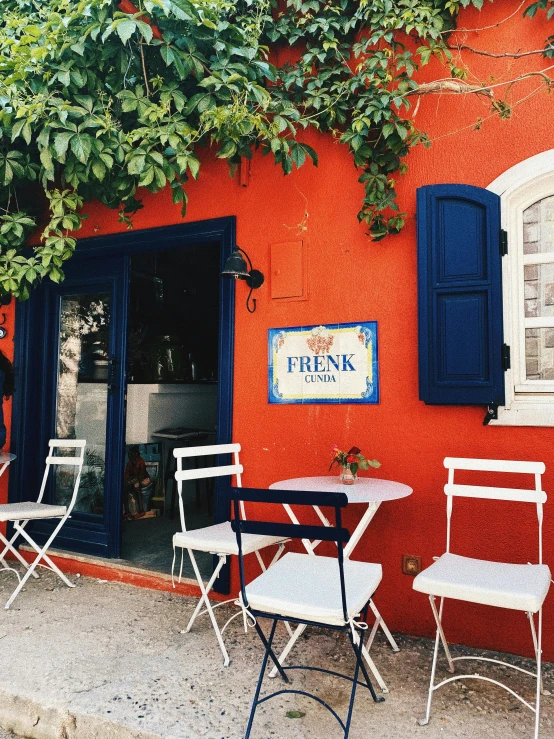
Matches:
[[0, 349, 14, 451], [123, 445, 152, 520]]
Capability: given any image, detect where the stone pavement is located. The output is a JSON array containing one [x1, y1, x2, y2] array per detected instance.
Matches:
[[0, 570, 551, 739]]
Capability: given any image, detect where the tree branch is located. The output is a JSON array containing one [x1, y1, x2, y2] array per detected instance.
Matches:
[[406, 79, 493, 99], [446, 43, 552, 59]]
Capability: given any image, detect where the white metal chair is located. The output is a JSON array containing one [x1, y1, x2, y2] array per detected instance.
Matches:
[[413, 457, 551, 738], [0, 439, 86, 609], [172, 443, 287, 666]]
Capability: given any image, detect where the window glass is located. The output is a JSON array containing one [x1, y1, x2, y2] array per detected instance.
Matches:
[[523, 196, 554, 255], [525, 327, 554, 380]]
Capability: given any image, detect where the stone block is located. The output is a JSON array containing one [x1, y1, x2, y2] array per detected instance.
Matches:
[[524, 203, 540, 223], [546, 283, 554, 305], [525, 281, 538, 300], [524, 241, 538, 255], [544, 196, 554, 221], [545, 328, 554, 347], [527, 359, 539, 376], [525, 265, 539, 280], [542, 368, 554, 380], [524, 223, 539, 242], [525, 299, 538, 317], [526, 338, 539, 356], [527, 329, 539, 338]]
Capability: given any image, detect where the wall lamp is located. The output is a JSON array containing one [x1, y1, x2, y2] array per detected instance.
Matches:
[[221, 246, 264, 313]]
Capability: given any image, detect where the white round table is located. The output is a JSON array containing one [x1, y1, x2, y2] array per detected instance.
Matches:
[[269, 475, 412, 504], [0, 453, 16, 477], [268, 474, 412, 680]]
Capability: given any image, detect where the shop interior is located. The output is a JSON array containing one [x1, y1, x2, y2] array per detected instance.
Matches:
[[120, 243, 220, 578]]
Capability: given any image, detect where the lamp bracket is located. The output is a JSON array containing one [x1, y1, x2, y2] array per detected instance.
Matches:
[[245, 269, 264, 290]]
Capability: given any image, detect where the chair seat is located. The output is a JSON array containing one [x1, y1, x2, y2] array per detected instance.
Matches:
[[413, 552, 551, 613], [0, 502, 67, 522], [173, 522, 285, 556], [245, 552, 382, 626]]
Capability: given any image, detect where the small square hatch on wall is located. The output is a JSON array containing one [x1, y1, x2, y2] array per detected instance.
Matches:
[[270, 240, 307, 301]]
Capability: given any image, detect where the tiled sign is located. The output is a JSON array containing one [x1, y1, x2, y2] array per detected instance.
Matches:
[[268, 322, 379, 404]]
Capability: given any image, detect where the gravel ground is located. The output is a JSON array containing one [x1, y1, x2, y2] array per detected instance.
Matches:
[[0, 570, 551, 738]]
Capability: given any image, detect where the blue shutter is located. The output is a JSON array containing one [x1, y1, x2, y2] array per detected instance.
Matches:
[[417, 184, 505, 405]]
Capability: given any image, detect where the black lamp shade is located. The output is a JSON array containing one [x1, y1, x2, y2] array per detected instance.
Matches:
[[221, 250, 250, 279]]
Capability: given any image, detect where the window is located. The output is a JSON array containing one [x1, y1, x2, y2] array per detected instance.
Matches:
[[488, 151, 554, 425]]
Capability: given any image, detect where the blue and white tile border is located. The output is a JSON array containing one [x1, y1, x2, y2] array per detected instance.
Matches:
[[268, 321, 380, 404]]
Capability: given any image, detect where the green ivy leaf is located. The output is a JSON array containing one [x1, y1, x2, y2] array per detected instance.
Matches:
[[70, 133, 93, 164], [116, 19, 137, 45]]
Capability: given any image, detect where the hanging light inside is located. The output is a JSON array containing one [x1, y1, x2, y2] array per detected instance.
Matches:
[[221, 246, 264, 313]]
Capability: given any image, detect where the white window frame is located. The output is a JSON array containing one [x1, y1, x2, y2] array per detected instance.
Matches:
[[487, 149, 554, 426]]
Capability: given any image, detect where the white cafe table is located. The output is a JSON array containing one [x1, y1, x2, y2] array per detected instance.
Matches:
[[269, 475, 412, 560], [0, 453, 16, 477], [267, 475, 413, 689]]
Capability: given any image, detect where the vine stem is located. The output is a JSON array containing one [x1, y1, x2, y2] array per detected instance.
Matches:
[[439, 0, 526, 35], [139, 41, 150, 97]]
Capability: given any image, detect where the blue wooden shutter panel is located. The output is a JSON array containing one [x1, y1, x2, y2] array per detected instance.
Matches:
[[417, 184, 505, 406]]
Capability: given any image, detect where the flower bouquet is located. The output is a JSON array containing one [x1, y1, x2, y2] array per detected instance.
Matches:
[[330, 445, 380, 484]]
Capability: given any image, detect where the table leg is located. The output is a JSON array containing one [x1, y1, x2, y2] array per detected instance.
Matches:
[[269, 623, 307, 678], [343, 502, 380, 559], [370, 600, 400, 653], [282, 503, 316, 555]]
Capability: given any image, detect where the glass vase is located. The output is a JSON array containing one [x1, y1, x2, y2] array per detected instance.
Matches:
[[339, 464, 357, 485]]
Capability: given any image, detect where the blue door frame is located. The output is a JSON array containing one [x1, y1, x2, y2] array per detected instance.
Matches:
[[10, 217, 236, 592]]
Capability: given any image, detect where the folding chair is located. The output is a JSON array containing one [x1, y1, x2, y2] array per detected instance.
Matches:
[[231, 487, 385, 739], [0, 439, 86, 609], [172, 443, 288, 667], [413, 457, 551, 738]]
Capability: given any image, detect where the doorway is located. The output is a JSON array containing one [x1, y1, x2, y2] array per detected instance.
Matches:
[[121, 244, 219, 577], [11, 218, 235, 588]]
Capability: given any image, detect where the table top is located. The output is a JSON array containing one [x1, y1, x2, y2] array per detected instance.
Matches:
[[269, 475, 412, 504], [152, 428, 211, 440], [0, 453, 16, 464]]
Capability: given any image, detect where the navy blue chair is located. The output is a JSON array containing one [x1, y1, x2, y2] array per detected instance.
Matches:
[[231, 487, 385, 739]]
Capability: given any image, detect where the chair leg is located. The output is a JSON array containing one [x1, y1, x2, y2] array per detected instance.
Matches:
[[5, 519, 75, 609], [533, 608, 543, 739], [429, 595, 454, 671], [419, 595, 449, 726], [349, 611, 383, 705], [528, 610, 546, 697], [245, 619, 281, 739], [269, 622, 307, 678], [359, 638, 389, 694], [186, 551, 230, 667], [0, 529, 40, 579], [344, 631, 364, 738], [12, 522, 74, 586]]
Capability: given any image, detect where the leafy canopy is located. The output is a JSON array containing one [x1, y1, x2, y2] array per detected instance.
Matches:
[[0, 0, 550, 298]]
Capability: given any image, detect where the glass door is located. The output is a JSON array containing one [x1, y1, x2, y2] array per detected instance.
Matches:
[[15, 256, 128, 558], [54, 291, 111, 516]]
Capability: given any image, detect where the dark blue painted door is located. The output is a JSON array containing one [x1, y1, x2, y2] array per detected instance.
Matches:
[[14, 255, 128, 557]]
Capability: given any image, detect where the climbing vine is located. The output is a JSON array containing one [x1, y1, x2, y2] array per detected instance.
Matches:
[[0, 0, 552, 297]]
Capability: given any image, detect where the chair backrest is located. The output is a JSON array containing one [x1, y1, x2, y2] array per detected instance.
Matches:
[[231, 487, 350, 622], [37, 439, 86, 513], [443, 457, 547, 563], [173, 443, 243, 532]]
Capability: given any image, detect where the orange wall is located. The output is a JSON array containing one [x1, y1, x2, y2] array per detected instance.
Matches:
[[10, 1, 554, 657]]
